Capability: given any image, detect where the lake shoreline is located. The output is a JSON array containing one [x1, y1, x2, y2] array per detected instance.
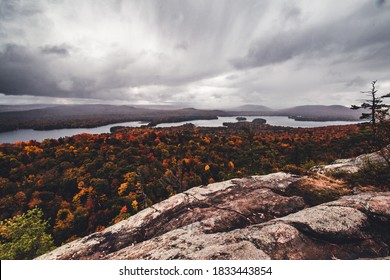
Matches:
[[0, 114, 360, 133], [0, 116, 364, 145]]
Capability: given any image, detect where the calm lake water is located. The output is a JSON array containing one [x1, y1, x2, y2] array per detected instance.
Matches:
[[0, 121, 144, 144], [0, 116, 361, 144]]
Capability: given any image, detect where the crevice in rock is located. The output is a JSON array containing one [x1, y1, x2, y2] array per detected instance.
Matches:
[[150, 205, 161, 213], [286, 221, 365, 243], [183, 192, 253, 231], [324, 200, 390, 225], [231, 178, 295, 197], [186, 192, 250, 221]]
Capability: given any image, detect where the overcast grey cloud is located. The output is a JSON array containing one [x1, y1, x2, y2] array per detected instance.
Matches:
[[41, 44, 72, 56], [0, 0, 389, 108], [231, 1, 390, 69]]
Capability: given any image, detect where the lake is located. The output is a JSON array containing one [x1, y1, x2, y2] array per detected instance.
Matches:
[[155, 116, 361, 128], [0, 121, 144, 144], [0, 116, 361, 144]]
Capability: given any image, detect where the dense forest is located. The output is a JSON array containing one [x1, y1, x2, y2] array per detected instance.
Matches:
[[0, 123, 373, 246]]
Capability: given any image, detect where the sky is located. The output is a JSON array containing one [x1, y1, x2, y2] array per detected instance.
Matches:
[[0, 0, 390, 109]]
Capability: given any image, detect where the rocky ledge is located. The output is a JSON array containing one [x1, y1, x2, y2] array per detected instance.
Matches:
[[37, 166, 390, 260], [310, 145, 389, 174]]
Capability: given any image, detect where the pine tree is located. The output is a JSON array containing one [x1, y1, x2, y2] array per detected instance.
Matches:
[[351, 80, 390, 125]]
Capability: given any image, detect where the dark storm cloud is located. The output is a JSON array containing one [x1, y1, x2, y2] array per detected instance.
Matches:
[[0, 0, 45, 40], [282, 3, 302, 21], [0, 0, 390, 107], [231, 1, 390, 70], [41, 44, 71, 56], [0, 0, 42, 19], [0, 44, 54, 96], [2, 0, 266, 100], [0, 44, 94, 98]]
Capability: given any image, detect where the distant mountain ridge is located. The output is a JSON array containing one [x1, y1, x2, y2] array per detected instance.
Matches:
[[0, 103, 361, 114], [0, 104, 226, 132], [0, 104, 58, 113], [225, 104, 364, 121], [275, 105, 364, 121], [278, 105, 357, 115], [227, 104, 273, 111], [0, 103, 366, 132]]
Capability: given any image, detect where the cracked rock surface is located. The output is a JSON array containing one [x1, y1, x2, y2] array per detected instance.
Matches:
[[36, 172, 390, 260]]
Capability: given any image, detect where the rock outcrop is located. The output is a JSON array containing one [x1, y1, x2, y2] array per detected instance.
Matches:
[[37, 170, 390, 260], [310, 145, 389, 174]]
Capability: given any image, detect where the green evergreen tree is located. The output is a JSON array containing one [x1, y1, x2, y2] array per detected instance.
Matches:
[[0, 207, 55, 259]]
